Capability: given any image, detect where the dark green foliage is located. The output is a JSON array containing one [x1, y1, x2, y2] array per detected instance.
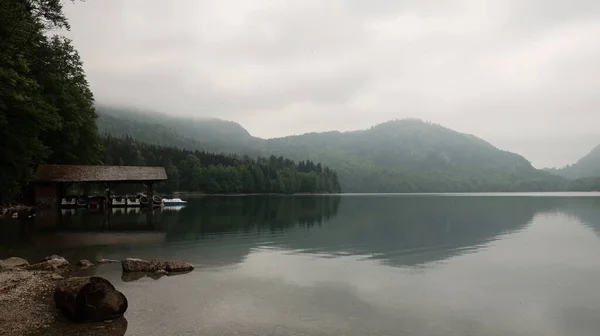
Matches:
[[568, 176, 600, 191], [0, 0, 100, 202], [101, 136, 341, 194]]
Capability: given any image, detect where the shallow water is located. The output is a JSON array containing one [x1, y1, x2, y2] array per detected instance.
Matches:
[[3, 193, 600, 335]]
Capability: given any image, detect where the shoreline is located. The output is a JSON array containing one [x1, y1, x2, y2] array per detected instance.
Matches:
[[0, 263, 127, 336]]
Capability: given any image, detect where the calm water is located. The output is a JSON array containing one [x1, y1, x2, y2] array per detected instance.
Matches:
[[3, 193, 600, 335]]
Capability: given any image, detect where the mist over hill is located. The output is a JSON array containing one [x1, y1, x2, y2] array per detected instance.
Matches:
[[97, 105, 574, 192]]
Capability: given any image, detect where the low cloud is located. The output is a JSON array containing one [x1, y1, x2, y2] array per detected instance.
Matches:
[[64, 0, 600, 167]]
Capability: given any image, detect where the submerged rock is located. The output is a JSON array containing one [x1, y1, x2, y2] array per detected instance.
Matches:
[[121, 258, 194, 273], [96, 259, 119, 264], [0, 257, 29, 268], [120, 272, 146, 283], [155, 269, 168, 276], [77, 260, 94, 268], [164, 261, 194, 273], [43, 255, 69, 268], [54, 276, 128, 323]]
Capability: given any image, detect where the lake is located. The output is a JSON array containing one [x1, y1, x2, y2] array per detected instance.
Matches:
[[2, 193, 600, 335]]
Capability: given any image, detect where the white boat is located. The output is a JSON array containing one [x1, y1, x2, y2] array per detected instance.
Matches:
[[61, 197, 77, 208], [111, 196, 127, 207], [126, 197, 141, 207], [162, 198, 187, 206]]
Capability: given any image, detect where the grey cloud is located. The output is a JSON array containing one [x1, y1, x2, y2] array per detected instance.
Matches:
[[63, 0, 600, 167]]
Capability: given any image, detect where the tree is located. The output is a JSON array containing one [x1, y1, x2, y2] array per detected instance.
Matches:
[[0, 0, 100, 202]]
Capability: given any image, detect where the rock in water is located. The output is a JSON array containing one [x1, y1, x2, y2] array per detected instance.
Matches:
[[77, 259, 94, 268], [54, 276, 128, 322], [121, 258, 164, 272], [96, 259, 119, 264], [164, 261, 194, 273], [0, 257, 29, 268], [43, 255, 69, 268], [122, 258, 194, 273], [121, 258, 152, 273]]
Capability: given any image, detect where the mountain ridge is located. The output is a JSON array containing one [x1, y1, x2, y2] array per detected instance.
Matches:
[[545, 144, 600, 179], [96, 104, 572, 192]]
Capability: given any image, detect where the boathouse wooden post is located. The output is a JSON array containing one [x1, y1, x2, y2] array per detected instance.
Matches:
[[144, 182, 155, 208]]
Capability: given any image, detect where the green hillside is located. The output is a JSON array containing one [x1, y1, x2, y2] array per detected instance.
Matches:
[[261, 119, 567, 192], [97, 105, 261, 155], [546, 145, 600, 179], [96, 106, 570, 192]]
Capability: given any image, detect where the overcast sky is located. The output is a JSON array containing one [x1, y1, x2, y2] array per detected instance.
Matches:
[[63, 0, 600, 168]]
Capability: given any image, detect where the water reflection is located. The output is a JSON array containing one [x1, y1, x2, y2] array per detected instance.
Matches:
[[2, 195, 600, 269]]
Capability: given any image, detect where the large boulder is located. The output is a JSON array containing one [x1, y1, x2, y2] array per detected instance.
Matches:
[[54, 276, 128, 322], [0, 257, 29, 268], [43, 255, 69, 268]]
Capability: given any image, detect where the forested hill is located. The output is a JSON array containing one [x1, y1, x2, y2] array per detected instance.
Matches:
[[102, 136, 341, 194], [262, 119, 567, 192], [97, 105, 261, 155], [545, 144, 600, 179], [97, 106, 574, 192]]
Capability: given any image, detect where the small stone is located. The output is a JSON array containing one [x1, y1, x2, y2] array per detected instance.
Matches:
[[155, 269, 168, 276], [0, 257, 29, 268], [77, 259, 94, 268], [50, 274, 64, 280], [96, 259, 119, 264], [42, 255, 69, 268]]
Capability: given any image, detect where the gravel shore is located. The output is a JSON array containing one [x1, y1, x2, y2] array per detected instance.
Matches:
[[0, 268, 58, 335], [0, 266, 127, 336]]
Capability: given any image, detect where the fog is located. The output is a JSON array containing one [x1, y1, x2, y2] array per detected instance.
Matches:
[[63, 0, 600, 168]]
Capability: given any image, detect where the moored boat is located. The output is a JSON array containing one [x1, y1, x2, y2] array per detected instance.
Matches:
[[162, 198, 187, 206], [127, 196, 141, 207], [61, 196, 77, 208], [139, 194, 150, 206], [111, 196, 127, 207], [152, 195, 163, 205], [76, 197, 88, 208]]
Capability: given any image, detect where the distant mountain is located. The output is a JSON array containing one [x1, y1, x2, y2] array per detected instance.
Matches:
[[96, 105, 569, 192], [546, 145, 600, 179], [260, 119, 567, 192]]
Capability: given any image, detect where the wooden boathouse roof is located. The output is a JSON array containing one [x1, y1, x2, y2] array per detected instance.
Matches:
[[34, 165, 167, 183]]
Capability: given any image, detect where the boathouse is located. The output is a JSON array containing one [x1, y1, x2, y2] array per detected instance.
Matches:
[[33, 165, 167, 207]]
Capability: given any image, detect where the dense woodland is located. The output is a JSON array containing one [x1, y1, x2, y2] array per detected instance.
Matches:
[[102, 136, 341, 194], [0, 1, 101, 203]]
